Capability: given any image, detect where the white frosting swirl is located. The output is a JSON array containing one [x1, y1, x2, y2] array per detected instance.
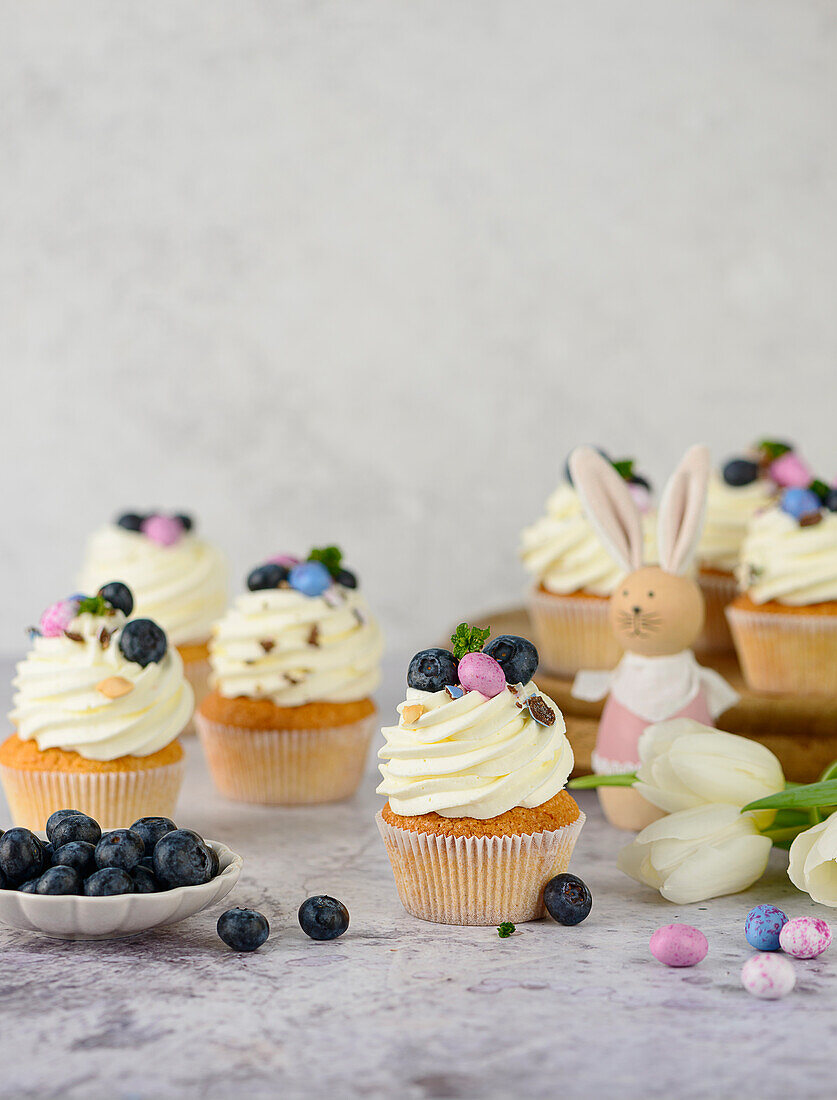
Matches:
[[10, 612, 193, 761], [698, 473, 775, 572], [377, 683, 574, 819], [520, 483, 657, 595], [78, 525, 227, 646], [738, 506, 837, 605], [209, 586, 382, 705]]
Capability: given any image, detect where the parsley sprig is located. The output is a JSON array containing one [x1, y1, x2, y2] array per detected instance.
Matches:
[[450, 622, 490, 660], [308, 546, 343, 578], [77, 594, 109, 616], [497, 922, 516, 938]]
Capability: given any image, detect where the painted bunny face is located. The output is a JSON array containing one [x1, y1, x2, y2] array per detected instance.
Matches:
[[609, 565, 705, 657]]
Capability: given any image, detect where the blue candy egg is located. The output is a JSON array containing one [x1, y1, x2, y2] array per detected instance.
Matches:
[[745, 904, 788, 951], [288, 560, 332, 597], [780, 487, 821, 520]]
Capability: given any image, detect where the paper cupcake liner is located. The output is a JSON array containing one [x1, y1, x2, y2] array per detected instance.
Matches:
[[0, 760, 185, 831], [195, 713, 375, 805], [695, 570, 737, 655], [180, 657, 210, 735], [527, 586, 622, 677], [376, 810, 586, 926], [726, 605, 837, 695]]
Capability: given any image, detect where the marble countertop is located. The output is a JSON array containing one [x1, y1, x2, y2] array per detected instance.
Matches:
[[0, 658, 835, 1100]]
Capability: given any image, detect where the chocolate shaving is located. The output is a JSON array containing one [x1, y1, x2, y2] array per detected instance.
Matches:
[[64, 630, 84, 643], [285, 674, 301, 685], [526, 694, 556, 726], [307, 625, 320, 647], [259, 639, 275, 653], [98, 628, 112, 650], [800, 512, 823, 527]]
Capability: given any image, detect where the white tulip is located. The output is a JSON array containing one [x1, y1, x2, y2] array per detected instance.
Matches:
[[617, 803, 772, 904], [634, 718, 784, 825], [788, 815, 837, 907]]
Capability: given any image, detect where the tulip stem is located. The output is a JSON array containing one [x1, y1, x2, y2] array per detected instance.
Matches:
[[760, 825, 811, 842], [568, 773, 636, 789]]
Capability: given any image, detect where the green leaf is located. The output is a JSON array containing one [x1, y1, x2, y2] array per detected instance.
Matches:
[[568, 773, 637, 788], [818, 761, 837, 784], [76, 595, 108, 616], [450, 622, 491, 660], [611, 458, 635, 481], [308, 546, 343, 577], [497, 922, 516, 938], [742, 780, 837, 812], [809, 479, 830, 503], [757, 439, 792, 461]]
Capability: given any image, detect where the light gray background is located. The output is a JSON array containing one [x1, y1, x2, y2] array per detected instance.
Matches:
[[1, 0, 835, 657]]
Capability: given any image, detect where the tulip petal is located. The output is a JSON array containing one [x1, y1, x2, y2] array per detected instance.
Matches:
[[659, 834, 771, 904], [635, 803, 742, 844]]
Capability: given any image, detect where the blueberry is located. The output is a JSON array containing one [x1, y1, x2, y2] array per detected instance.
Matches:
[[94, 830, 145, 873], [629, 473, 652, 491], [780, 487, 822, 521], [116, 512, 145, 532], [174, 513, 193, 532], [298, 895, 349, 941], [217, 908, 270, 952], [131, 865, 161, 893], [119, 618, 168, 666], [46, 808, 84, 843], [51, 841, 97, 878], [17, 878, 41, 894], [825, 489, 837, 512], [36, 866, 82, 895], [207, 845, 220, 880], [98, 581, 134, 617], [483, 635, 539, 685], [129, 816, 176, 855], [153, 830, 214, 887], [407, 648, 459, 692], [247, 563, 289, 591], [0, 867, 9, 890], [722, 458, 760, 487], [544, 873, 592, 926], [51, 813, 102, 848], [335, 568, 357, 589], [0, 828, 47, 885], [288, 561, 332, 598], [84, 868, 135, 896]]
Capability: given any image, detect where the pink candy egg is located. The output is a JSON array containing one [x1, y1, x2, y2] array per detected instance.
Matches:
[[741, 953, 796, 999], [768, 451, 812, 489], [779, 916, 832, 959], [141, 514, 183, 547], [38, 598, 79, 638], [268, 555, 300, 567], [649, 924, 708, 967], [457, 652, 506, 698]]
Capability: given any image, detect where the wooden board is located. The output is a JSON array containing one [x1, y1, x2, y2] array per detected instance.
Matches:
[[446, 607, 837, 783]]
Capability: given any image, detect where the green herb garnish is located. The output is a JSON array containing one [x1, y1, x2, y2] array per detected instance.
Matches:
[[757, 439, 792, 461], [809, 479, 830, 502], [76, 594, 108, 616], [308, 546, 343, 578], [451, 622, 490, 660], [497, 922, 516, 938], [611, 458, 635, 481]]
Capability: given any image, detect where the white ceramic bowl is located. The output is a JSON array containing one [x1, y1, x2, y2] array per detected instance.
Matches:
[[0, 839, 242, 940]]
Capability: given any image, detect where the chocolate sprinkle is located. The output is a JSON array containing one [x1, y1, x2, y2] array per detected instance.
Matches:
[[526, 694, 556, 726], [64, 630, 84, 643], [259, 639, 275, 653]]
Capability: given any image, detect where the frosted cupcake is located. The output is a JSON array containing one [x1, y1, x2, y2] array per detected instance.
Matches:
[[377, 624, 583, 925], [196, 547, 383, 805], [78, 512, 227, 713], [727, 485, 837, 695], [520, 455, 656, 676], [2, 583, 192, 828]]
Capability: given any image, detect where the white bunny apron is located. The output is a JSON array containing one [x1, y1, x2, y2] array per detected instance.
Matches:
[[573, 651, 739, 773]]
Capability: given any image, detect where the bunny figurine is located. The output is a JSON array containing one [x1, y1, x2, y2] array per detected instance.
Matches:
[[570, 444, 739, 831]]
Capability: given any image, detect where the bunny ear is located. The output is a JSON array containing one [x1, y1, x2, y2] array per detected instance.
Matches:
[[569, 447, 644, 574], [657, 444, 710, 575]]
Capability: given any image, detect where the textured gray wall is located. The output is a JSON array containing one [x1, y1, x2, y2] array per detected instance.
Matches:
[[1, 0, 835, 657]]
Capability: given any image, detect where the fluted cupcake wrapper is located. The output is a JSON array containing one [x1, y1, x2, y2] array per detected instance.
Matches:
[[726, 605, 837, 695], [0, 760, 185, 831], [695, 570, 737, 655], [180, 657, 209, 735], [195, 714, 375, 805], [376, 810, 586, 926], [527, 586, 621, 677]]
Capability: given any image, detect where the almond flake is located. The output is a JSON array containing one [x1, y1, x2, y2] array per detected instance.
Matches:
[[96, 676, 134, 699], [800, 512, 823, 527], [401, 704, 425, 725], [64, 631, 84, 643], [307, 625, 320, 647]]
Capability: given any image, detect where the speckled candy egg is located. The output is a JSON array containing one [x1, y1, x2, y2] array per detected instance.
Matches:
[[779, 916, 832, 960], [745, 904, 788, 952], [141, 514, 184, 546], [649, 924, 708, 968], [741, 953, 796, 1000], [457, 652, 506, 698]]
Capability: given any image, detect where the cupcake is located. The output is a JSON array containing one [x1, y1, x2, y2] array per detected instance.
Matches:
[[377, 624, 583, 925], [195, 547, 383, 805], [520, 454, 656, 676], [2, 583, 192, 829], [727, 483, 837, 695], [78, 511, 227, 714]]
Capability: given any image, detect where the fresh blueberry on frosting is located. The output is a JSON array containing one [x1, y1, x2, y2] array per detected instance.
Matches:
[[407, 648, 458, 692], [118, 618, 168, 667], [484, 635, 539, 685], [116, 512, 145, 532], [247, 563, 289, 591], [826, 489, 837, 513], [97, 581, 134, 617], [722, 457, 760, 487]]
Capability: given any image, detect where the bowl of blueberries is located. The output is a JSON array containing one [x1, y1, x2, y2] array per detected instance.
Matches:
[[0, 810, 242, 939]]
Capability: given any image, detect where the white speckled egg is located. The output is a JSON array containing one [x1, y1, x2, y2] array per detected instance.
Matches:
[[779, 916, 832, 959], [741, 953, 796, 999]]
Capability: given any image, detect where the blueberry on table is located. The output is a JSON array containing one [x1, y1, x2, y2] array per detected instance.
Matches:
[[95, 830, 145, 873], [18, 878, 41, 894], [130, 816, 176, 855], [207, 845, 220, 879], [119, 618, 167, 666], [98, 581, 134, 617], [0, 867, 9, 890], [153, 830, 215, 887], [131, 865, 160, 893], [217, 908, 270, 952], [46, 808, 85, 843], [36, 866, 82, 895], [51, 841, 97, 878], [407, 648, 459, 692], [247, 563, 289, 591], [335, 568, 357, 589], [0, 828, 47, 884], [298, 895, 350, 941], [116, 513, 145, 532], [51, 813, 102, 848], [544, 873, 592, 926], [288, 561, 332, 598], [483, 635, 539, 685], [722, 458, 760, 487], [84, 868, 136, 896]]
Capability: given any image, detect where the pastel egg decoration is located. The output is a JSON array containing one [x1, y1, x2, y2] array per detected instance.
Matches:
[[141, 514, 185, 547], [769, 450, 813, 489], [457, 652, 506, 699], [741, 953, 796, 1000], [649, 924, 708, 968], [744, 904, 788, 952], [780, 487, 822, 522], [289, 561, 332, 598], [779, 916, 832, 960], [38, 597, 80, 638]]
